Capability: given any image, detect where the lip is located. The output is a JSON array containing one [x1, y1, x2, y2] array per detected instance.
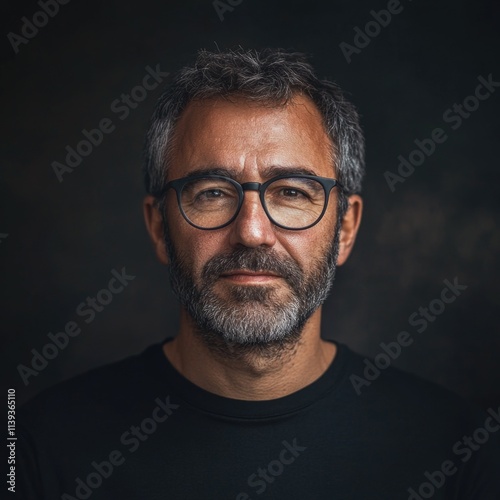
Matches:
[[220, 270, 281, 283]]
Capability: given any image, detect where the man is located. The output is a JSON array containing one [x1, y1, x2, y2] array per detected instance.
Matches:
[[19, 48, 499, 499]]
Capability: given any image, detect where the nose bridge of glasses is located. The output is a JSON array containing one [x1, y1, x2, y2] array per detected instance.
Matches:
[[231, 179, 279, 235], [240, 181, 262, 192], [237, 181, 267, 216], [231, 180, 277, 246], [239, 181, 266, 210]]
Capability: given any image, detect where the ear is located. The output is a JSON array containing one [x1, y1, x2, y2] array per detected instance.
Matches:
[[143, 195, 170, 265], [336, 194, 363, 266]]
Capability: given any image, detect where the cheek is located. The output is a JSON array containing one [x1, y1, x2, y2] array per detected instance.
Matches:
[[277, 233, 321, 272], [278, 216, 336, 267], [177, 230, 228, 278], [165, 195, 230, 275]]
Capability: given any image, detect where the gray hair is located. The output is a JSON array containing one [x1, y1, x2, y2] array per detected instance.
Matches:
[[142, 48, 365, 206]]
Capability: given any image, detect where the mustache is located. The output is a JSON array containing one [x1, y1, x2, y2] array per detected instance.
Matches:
[[201, 247, 304, 286]]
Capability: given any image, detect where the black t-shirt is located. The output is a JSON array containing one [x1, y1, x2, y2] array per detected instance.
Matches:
[[16, 339, 500, 499]]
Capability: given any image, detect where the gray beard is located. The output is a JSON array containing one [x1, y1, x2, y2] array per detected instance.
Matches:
[[163, 219, 341, 360]]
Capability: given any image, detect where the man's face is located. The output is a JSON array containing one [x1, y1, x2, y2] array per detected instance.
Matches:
[[158, 94, 349, 353]]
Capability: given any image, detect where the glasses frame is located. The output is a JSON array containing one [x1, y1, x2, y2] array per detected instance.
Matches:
[[159, 173, 344, 231]]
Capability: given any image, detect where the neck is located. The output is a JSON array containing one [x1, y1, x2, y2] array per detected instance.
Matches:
[[162, 307, 337, 400]]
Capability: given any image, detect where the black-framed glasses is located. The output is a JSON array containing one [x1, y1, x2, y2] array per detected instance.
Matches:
[[159, 174, 343, 230]]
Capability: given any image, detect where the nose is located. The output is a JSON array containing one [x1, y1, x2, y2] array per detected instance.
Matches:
[[228, 190, 277, 248]]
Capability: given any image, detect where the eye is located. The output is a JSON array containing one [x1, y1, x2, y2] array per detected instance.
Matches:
[[277, 187, 311, 200], [281, 188, 306, 198], [191, 187, 237, 206], [198, 189, 224, 199]]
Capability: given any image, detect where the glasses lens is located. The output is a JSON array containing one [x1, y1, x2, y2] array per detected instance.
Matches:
[[180, 177, 239, 228], [264, 177, 326, 228]]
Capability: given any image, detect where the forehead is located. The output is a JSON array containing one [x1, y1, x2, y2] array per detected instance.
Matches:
[[167, 94, 335, 181]]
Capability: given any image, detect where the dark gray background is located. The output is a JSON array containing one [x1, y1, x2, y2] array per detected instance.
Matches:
[[1, 0, 499, 408]]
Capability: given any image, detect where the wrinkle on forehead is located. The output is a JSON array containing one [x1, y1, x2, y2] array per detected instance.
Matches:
[[168, 94, 335, 181]]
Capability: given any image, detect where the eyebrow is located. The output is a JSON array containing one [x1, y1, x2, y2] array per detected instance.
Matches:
[[183, 165, 320, 180]]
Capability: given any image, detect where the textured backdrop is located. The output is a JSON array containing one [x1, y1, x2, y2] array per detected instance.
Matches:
[[1, 0, 499, 409]]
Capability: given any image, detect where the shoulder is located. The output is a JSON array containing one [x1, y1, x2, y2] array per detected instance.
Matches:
[[337, 343, 500, 478], [336, 342, 492, 432], [18, 342, 165, 432]]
